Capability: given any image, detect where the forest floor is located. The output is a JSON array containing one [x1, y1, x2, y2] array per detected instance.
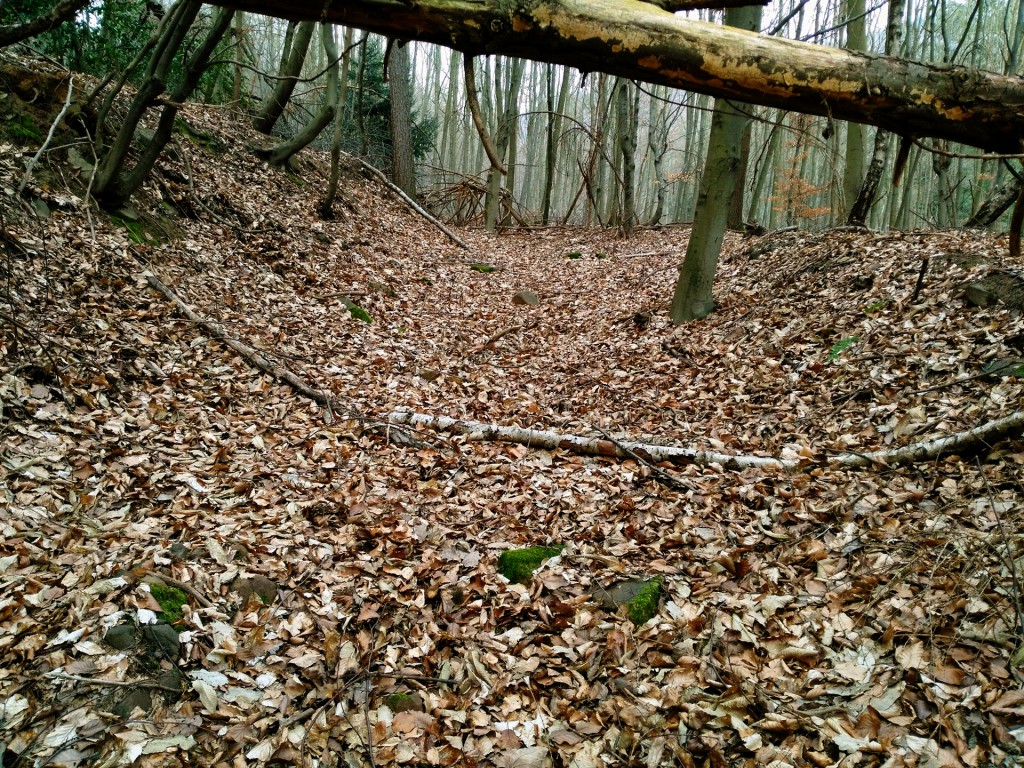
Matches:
[[2, 57, 1024, 768]]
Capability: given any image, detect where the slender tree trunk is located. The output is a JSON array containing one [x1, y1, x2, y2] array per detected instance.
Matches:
[[615, 78, 639, 236], [726, 117, 751, 230], [847, 0, 904, 226], [647, 85, 670, 226], [258, 23, 340, 167], [231, 12, 245, 107], [356, 35, 368, 155], [541, 65, 570, 224], [483, 57, 523, 231], [95, 2, 235, 210], [388, 40, 416, 195], [252, 20, 315, 135], [840, 0, 867, 220], [319, 27, 356, 218], [670, 4, 762, 323]]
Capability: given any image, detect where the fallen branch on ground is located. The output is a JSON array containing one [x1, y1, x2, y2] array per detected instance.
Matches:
[[384, 410, 1024, 470], [144, 271, 333, 407], [144, 272, 1024, 471], [354, 157, 469, 249]]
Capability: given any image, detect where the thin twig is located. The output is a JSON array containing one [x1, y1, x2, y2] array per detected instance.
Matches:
[[44, 672, 181, 694], [19, 75, 74, 196], [587, 421, 697, 493]]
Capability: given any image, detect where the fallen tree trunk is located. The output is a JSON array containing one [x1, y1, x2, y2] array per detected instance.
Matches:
[[145, 271, 1024, 471], [207, 0, 1024, 152], [384, 411, 1024, 470]]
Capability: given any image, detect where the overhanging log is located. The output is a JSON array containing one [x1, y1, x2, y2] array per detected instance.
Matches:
[[205, 0, 1024, 151]]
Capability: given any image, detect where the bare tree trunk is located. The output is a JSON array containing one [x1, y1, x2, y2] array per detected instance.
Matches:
[[726, 118, 751, 230], [95, 2, 235, 210], [482, 57, 523, 231], [257, 23, 339, 167], [670, 4, 761, 323], [388, 40, 416, 196], [840, 0, 867, 221], [615, 78, 639, 236], [847, 0, 904, 226], [319, 27, 356, 219], [646, 84, 670, 226], [231, 12, 245, 107], [252, 20, 316, 135]]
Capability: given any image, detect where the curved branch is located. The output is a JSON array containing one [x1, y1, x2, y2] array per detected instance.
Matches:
[[462, 55, 507, 176]]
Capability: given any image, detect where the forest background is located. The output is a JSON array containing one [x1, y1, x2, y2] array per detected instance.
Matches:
[[5, 0, 1021, 238]]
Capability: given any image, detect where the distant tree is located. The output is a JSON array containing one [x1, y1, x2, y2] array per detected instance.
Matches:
[[341, 37, 435, 172], [541, 64, 571, 225], [388, 40, 416, 195]]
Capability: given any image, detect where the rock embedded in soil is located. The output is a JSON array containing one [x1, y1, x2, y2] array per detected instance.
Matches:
[[512, 290, 539, 306]]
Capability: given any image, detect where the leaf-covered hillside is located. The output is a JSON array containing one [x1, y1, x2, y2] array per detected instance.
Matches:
[[2, 57, 1024, 768]]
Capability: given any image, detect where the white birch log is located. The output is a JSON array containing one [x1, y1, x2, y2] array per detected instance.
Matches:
[[385, 410, 1024, 470]]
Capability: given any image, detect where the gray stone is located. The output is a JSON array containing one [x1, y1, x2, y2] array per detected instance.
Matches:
[[141, 623, 180, 660], [982, 359, 1024, 378], [512, 290, 539, 306], [103, 624, 139, 651], [112, 688, 153, 718], [965, 271, 1024, 310]]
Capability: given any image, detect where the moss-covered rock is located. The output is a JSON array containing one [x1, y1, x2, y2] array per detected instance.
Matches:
[[498, 545, 563, 585], [625, 578, 661, 626], [592, 577, 663, 625], [385, 692, 425, 712]]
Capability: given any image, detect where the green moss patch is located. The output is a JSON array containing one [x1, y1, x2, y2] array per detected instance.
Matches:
[[565, 251, 583, 260], [625, 578, 661, 626], [347, 304, 372, 323], [470, 263, 496, 273], [110, 214, 167, 246], [149, 584, 188, 624], [384, 693, 424, 713], [176, 117, 225, 154], [498, 545, 563, 585], [827, 335, 859, 362]]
